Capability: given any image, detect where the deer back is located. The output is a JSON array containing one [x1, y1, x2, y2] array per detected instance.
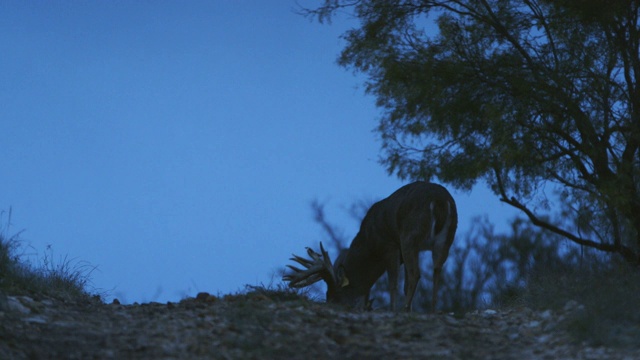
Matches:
[[338, 182, 457, 295]]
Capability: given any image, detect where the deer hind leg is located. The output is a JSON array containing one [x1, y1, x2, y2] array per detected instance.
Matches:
[[431, 201, 453, 313], [432, 267, 441, 313]]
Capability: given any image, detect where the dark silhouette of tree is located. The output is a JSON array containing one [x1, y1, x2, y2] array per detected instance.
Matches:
[[302, 0, 640, 263]]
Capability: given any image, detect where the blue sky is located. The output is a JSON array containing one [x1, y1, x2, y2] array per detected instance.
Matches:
[[0, 1, 516, 303]]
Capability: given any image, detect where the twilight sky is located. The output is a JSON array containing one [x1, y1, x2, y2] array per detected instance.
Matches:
[[0, 1, 517, 303]]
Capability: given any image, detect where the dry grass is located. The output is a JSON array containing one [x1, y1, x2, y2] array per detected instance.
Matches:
[[0, 225, 94, 301]]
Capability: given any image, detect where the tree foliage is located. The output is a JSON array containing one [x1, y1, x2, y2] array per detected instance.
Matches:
[[303, 0, 640, 262]]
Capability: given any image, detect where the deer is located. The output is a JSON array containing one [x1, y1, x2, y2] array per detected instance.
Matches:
[[283, 181, 457, 312]]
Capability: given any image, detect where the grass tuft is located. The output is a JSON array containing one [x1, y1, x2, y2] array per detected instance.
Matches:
[[0, 214, 94, 302], [241, 283, 311, 302]]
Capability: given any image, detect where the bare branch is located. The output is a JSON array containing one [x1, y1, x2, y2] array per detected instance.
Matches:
[[311, 200, 346, 251], [493, 166, 638, 263]]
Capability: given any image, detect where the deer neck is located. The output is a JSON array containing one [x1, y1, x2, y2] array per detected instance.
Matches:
[[341, 233, 388, 293]]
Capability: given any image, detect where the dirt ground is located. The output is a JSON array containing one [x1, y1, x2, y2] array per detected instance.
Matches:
[[1, 290, 639, 359]]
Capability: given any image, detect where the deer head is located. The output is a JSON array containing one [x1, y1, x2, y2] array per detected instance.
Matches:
[[283, 242, 363, 307]]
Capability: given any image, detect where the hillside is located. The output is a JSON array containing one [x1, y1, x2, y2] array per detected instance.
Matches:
[[2, 289, 639, 359]]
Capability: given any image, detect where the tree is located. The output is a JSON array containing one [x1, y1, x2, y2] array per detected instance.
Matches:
[[303, 0, 640, 263]]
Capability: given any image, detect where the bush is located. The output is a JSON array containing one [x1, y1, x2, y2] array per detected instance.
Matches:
[[521, 260, 640, 348]]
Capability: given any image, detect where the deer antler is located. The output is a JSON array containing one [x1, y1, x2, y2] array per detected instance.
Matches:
[[283, 242, 337, 289]]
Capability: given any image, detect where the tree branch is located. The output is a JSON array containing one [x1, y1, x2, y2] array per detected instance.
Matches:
[[493, 167, 639, 263], [310, 200, 347, 251]]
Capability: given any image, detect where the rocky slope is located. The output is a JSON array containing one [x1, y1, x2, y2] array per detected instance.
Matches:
[[1, 290, 638, 359]]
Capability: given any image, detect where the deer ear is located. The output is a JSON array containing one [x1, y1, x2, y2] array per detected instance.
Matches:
[[337, 265, 350, 287]]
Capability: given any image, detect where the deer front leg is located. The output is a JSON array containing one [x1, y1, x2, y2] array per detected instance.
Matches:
[[385, 250, 400, 312], [364, 289, 373, 310], [401, 245, 420, 312]]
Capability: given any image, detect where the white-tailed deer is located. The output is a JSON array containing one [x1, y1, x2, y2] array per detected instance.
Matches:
[[283, 182, 457, 312]]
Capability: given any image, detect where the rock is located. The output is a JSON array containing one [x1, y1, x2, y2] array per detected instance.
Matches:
[[526, 320, 541, 328], [563, 300, 584, 312], [195, 292, 217, 302], [539, 309, 553, 320], [23, 315, 48, 324], [6, 296, 31, 314]]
